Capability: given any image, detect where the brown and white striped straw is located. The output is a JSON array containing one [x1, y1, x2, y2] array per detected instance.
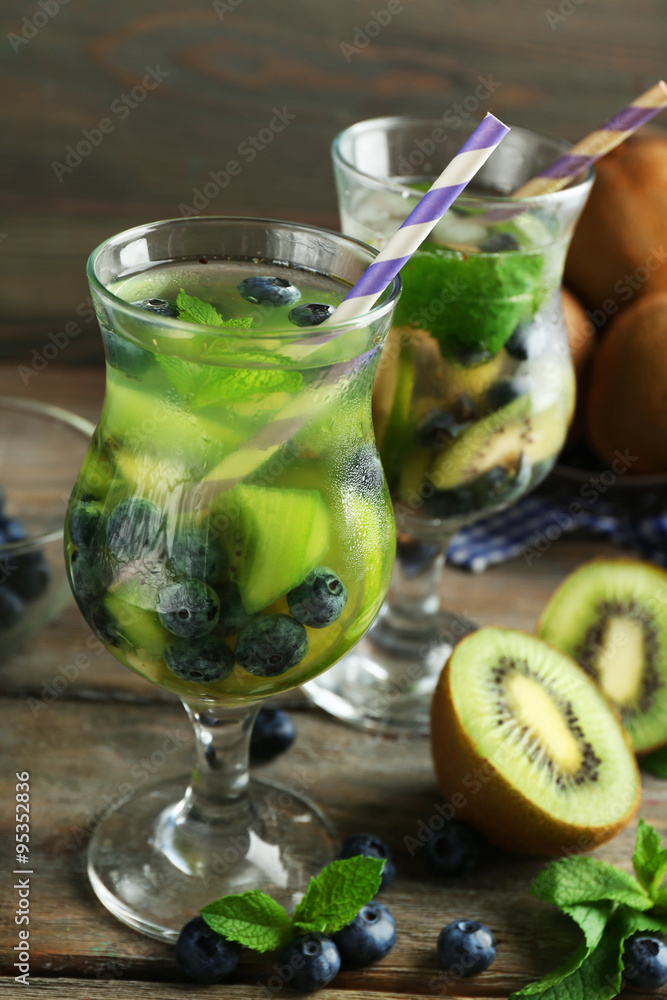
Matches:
[[514, 81, 667, 198]]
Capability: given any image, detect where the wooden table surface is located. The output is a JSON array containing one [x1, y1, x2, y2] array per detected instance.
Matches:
[[0, 364, 663, 998]]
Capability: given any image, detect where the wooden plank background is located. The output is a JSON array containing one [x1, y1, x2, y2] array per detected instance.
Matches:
[[1, 0, 666, 364]]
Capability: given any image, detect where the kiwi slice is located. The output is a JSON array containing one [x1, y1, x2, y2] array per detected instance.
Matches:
[[431, 627, 639, 855], [427, 395, 531, 491], [539, 559, 667, 755]]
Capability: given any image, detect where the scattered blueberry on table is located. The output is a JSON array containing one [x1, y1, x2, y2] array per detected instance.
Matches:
[[338, 833, 396, 890], [280, 933, 341, 992], [333, 900, 396, 968], [437, 919, 496, 977], [175, 916, 240, 986], [250, 707, 296, 762], [622, 935, 667, 991], [424, 821, 484, 877]]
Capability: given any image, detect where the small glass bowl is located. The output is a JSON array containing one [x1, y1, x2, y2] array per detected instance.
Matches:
[[0, 396, 94, 662]]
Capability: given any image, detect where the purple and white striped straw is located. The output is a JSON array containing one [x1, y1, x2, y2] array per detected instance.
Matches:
[[328, 112, 510, 324], [514, 81, 667, 198]]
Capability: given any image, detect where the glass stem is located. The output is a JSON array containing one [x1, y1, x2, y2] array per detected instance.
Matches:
[[383, 533, 449, 629], [181, 702, 261, 825], [152, 701, 261, 877]]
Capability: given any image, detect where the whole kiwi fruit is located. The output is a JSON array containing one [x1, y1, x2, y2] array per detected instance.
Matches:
[[586, 292, 667, 473]]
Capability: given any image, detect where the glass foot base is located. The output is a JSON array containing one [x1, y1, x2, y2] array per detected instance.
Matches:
[[305, 609, 475, 739], [87, 775, 338, 942]]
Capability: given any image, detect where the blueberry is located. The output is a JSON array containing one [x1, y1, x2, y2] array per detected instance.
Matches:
[[132, 298, 177, 318], [0, 516, 26, 545], [4, 551, 51, 601], [175, 915, 239, 985], [473, 456, 531, 507], [623, 935, 667, 991], [158, 580, 220, 637], [479, 231, 520, 253], [217, 584, 256, 636], [165, 635, 235, 683], [70, 549, 104, 604], [169, 528, 227, 587], [287, 568, 347, 629], [437, 920, 496, 976], [0, 586, 23, 629], [288, 303, 335, 327], [425, 822, 483, 876], [279, 934, 340, 992], [487, 377, 531, 411], [505, 322, 548, 361], [106, 498, 164, 562], [237, 276, 301, 307], [69, 496, 104, 549], [250, 707, 296, 762], [333, 901, 396, 968], [235, 614, 308, 676], [102, 329, 152, 377], [344, 446, 385, 495], [338, 833, 396, 890], [416, 410, 473, 450]]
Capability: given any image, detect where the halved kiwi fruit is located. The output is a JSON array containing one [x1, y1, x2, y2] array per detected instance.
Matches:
[[431, 627, 639, 855], [538, 559, 667, 755]]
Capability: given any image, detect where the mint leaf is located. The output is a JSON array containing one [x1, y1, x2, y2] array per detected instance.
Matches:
[[292, 856, 384, 936], [640, 746, 667, 778], [512, 902, 613, 997], [510, 905, 666, 1000], [532, 856, 652, 911], [192, 367, 302, 408], [177, 289, 253, 328], [633, 818, 667, 896], [155, 354, 302, 406], [201, 890, 292, 953]]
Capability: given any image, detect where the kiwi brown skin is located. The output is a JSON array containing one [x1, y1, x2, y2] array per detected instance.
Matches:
[[586, 293, 667, 474], [538, 556, 667, 757], [430, 630, 640, 856]]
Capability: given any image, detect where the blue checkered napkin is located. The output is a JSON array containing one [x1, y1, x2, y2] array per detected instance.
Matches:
[[446, 495, 667, 573]]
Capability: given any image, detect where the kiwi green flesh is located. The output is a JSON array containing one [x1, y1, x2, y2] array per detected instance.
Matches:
[[449, 628, 638, 826], [539, 561, 667, 754]]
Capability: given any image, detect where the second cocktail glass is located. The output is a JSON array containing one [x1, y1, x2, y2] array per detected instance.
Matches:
[[65, 217, 399, 939], [305, 117, 593, 737]]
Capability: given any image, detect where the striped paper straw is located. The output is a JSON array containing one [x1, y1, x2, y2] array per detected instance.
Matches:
[[328, 112, 510, 324], [514, 81, 667, 198]]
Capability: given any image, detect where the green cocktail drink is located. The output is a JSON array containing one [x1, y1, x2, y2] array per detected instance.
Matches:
[[305, 118, 593, 738], [64, 217, 399, 940], [68, 258, 394, 704]]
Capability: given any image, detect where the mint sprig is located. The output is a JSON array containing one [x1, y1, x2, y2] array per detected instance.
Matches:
[[177, 289, 254, 329], [510, 820, 667, 1000], [200, 855, 384, 953]]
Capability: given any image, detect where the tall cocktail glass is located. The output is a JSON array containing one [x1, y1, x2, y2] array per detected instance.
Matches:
[[305, 118, 593, 737], [65, 217, 399, 939]]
